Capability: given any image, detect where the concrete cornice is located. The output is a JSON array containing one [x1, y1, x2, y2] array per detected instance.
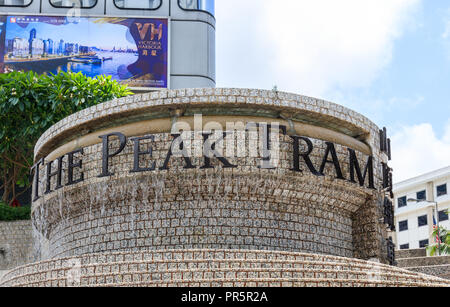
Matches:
[[394, 166, 450, 193]]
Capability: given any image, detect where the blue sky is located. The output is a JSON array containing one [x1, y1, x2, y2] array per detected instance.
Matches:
[[216, 0, 450, 182]]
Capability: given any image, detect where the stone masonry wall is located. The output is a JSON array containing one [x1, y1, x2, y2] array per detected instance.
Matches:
[[396, 248, 427, 259], [33, 131, 376, 261], [0, 221, 33, 270], [397, 255, 450, 280], [2, 250, 449, 287], [30, 89, 393, 264]]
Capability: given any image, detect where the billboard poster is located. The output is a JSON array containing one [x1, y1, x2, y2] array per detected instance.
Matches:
[[0, 15, 169, 89], [0, 16, 6, 74]]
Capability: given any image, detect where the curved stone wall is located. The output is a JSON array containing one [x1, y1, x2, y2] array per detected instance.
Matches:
[[0, 221, 33, 270], [29, 89, 390, 263], [1, 250, 449, 287], [34, 132, 373, 260], [4, 88, 448, 287]]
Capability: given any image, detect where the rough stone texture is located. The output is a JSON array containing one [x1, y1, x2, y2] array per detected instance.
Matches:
[[30, 90, 391, 265], [1, 250, 449, 287], [396, 248, 427, 259], [397, 255, 450, 268], [397, 255, 450, 280], [33, 131, 377, 261], [0, 221, 33, 270], [406, 265, 450, 280], [34, 88, 382, 160], [4, 89, 422, 287]]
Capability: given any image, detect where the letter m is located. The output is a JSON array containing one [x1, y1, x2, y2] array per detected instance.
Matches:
[[348, 148, 375, 189]]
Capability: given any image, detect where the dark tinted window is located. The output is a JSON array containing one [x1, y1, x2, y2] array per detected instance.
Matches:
[[114, 0, 161, 9], [400, 244, 409, 250], [50, 0, 97, 8], [399, 220, 408, 232], [419, 239, 429, 248], [0, 0, 31, 6], [398, 196, 407, 208], [416, 190, 426, 201], [418, 215, 428, 227], [437, 184, 447, 197], [439, 210, 449, 222]]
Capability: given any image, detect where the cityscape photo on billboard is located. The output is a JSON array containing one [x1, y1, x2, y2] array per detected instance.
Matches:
[[0, 15, 169, 89]]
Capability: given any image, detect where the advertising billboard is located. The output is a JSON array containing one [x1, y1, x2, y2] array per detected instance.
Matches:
[[0, 15, 169, 89]]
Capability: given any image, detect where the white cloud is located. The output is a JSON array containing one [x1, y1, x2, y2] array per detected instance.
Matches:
[[216, 0, 420, 96], [442, 8, 450, 40], [391, 123, 450, 182]]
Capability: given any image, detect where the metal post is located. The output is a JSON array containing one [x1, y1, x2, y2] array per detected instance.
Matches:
[[407, 198, 442, 256], [434, 202, 441, 256]]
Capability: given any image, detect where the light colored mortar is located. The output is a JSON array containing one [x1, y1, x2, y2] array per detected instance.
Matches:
[[1, 250, 449, 287], [0, 221, 33, 270], [33, 132, 375, 260], [2, 88, 425, 287], [397, 254, 450, 280]]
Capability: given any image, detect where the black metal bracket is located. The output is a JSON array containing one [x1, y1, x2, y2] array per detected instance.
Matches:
[[383, 197, 395, 231], [386, 237, 396, 266]]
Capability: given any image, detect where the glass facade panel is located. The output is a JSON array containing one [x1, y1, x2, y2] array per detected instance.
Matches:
[[179, 0, 215, 16], [50, 0, 97, 8], [0, 0, 32, 6], [400, 244, 409, 250], [114, 0, 161, 9]]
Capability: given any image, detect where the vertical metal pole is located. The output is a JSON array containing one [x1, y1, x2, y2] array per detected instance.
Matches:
[[434, 202, 441, 256]]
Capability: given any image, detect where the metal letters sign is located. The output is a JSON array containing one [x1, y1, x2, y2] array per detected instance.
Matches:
[[0, 15, 169, 89], [383, 197, 395, 231], [386, 237, 396, 266], [379, 127, 392, 161], [32, 126, 380, 201]]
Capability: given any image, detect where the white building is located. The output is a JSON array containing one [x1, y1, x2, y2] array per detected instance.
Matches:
[[12, 37, 29, 58], [393, 166, 450, 250], [30, 38, 44, 58]]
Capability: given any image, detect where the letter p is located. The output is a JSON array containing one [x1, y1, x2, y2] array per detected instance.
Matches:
[[98, 132, 127, 177]]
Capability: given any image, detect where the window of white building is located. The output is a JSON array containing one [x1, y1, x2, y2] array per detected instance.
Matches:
[[437, 184, 447, 197], [439, 210, 449, 222], [399, 220, 408, 232], [398, 196, 407, 208], [400, 244, 409, 250], [416, 190, 427, 201], [418, 215, 427, 227], [419, 239, 429, 248]]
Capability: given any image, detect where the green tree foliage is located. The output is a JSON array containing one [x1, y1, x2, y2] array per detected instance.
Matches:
[[427, 210, 449, 256], [427, 226, 449, 256], [0, 202, 31, 221], [0, 71, 132, 205]]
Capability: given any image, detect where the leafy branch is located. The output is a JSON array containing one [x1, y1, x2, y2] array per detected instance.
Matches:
[[0, 71, 133, 205]]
